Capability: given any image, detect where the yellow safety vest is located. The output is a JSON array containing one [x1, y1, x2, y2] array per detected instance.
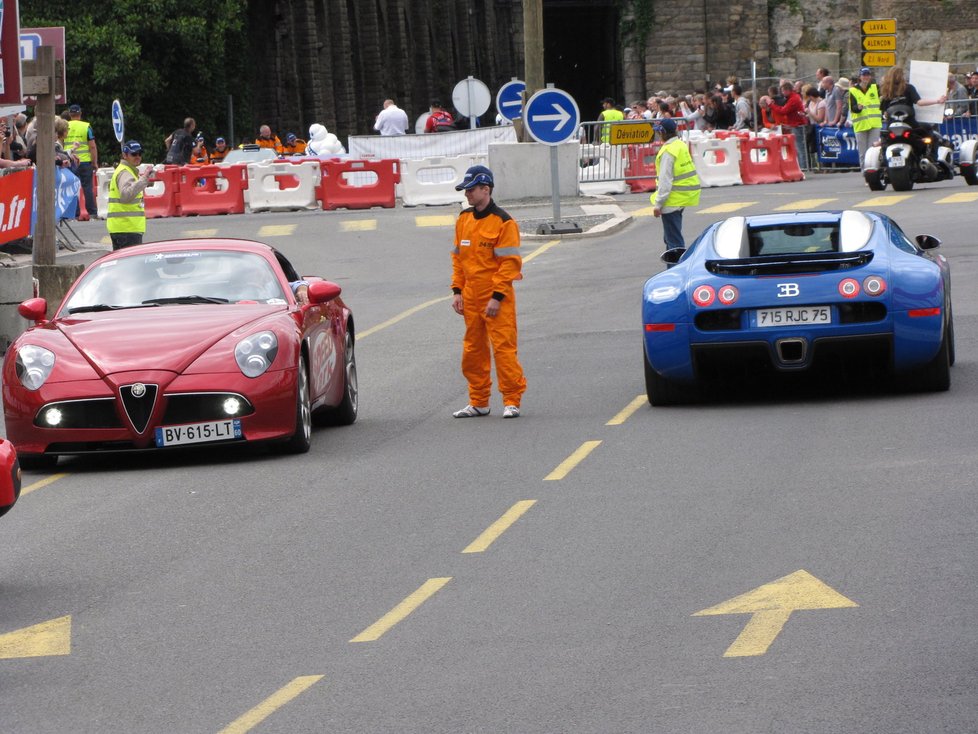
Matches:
[[65, 120, 93, 163], [653, 137, 701, 208], [107, 162, 145, 235], [599, 108, 624, 143], [849, 84, 882, 132]]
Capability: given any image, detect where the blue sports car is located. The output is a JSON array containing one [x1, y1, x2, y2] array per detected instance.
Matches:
[[642, 210, 952, 405]]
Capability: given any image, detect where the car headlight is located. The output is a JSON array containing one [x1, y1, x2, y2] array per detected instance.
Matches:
[[15, 345, 56, 390], [235, 331, 278, 378]]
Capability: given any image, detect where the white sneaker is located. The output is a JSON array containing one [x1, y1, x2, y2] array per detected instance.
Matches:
[[502, 405, 520, 419], [453, 404, 490, 418]]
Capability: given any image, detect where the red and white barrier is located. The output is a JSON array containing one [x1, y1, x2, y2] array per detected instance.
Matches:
[[179, 164, 249, 216], [246, 160, 321, 212], [689, 137, 742, 187], [317, 158, 400, 210], [399, 155, 487, 207]]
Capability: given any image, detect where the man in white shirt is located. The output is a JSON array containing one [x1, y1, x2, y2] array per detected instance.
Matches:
[[374, 99, 409, 135]]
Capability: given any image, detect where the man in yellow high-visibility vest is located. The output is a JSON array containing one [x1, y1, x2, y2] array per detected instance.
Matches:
[[849, 67, 882, 171], [106, 141, 151, 250], [652, 118, 701, 251], [65, 104, 99, 220]]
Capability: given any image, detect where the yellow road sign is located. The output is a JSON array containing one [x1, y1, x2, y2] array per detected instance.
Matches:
[[862, 52, 896, 68], [862, 35, 896, 51], [610, 122, 655, 145], [861, 18, 896, 34], [693, 570, 858, 657]]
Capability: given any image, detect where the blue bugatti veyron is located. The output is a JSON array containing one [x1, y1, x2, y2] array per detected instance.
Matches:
[[642, 210, 952, 405]]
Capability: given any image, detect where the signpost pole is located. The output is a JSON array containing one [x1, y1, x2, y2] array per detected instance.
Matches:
[[31, 46, 55, 267], [550, 144, 561, 224]]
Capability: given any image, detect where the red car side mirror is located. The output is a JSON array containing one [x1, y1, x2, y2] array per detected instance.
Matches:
[[307, 281, 342, 304], [18, 297, 48, 323]]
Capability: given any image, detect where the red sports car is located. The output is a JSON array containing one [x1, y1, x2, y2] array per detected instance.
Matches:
[[2, 239, 357, 470], [0, 438, 21, 517]]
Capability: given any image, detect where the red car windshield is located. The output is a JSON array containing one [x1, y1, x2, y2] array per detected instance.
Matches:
[[61, 250, 287, 314]]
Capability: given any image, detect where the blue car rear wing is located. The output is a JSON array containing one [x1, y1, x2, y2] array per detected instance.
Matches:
[[705, 250, 874, 277]]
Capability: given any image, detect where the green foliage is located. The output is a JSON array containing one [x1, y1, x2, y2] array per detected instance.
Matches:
[[618, 0, 655, 55], [23, 0, 251, 161]]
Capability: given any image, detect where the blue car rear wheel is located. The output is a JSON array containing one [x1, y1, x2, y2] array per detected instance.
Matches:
[[644, 347, 698, 406]]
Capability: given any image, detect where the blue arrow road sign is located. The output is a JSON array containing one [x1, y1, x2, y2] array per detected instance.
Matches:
[[495, 79, 525, 122], [111, 99, 125, 143], [524, 88, 580, 145]]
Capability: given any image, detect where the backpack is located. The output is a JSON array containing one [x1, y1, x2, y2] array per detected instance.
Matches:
[[164, 130, 191, 165], [430, 110, 456, 132]]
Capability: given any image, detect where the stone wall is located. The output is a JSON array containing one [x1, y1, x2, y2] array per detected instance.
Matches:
[[769, 0, 978, 79], [636, 0, 769, 98]]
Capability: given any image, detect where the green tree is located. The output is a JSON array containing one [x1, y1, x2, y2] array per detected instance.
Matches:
[[23, 0, 251, 162]]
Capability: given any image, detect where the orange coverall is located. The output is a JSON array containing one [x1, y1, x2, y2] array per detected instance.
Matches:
[[451, 202, 527, 407]]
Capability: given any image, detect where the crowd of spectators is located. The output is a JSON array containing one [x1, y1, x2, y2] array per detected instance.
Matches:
[[613, 67, 978, 165]]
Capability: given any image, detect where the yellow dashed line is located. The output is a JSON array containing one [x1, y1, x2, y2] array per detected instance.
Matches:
[[218, 676, 325, 734], [183, 229, 219, 237], [935, 192, 978, 204], [340, 220, 378, 232], [21, 473, 69, 496], [774, 198, 837, 211], [257, 224, 297, 237], [462, 500, 536, 554], [351, 578, 452, 642], [606, 395, 647, 426], [415, 215, 456, 228], [854, 195, 913, 207], [523, 239, 559, 263], [544, 440, 602, 481], [698, 202, 756, 214]]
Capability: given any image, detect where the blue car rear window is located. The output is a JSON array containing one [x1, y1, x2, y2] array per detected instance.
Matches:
[[747, 223, 839, 256]]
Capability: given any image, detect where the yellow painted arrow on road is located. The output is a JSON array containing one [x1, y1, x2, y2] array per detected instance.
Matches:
[[0, 616, 71, 659], [693, 570, 857, 657]]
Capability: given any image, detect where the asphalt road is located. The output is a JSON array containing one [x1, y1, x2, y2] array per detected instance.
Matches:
[[3, 172, 978, 733]]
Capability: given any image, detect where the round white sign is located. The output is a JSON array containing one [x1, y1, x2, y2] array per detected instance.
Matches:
[[452, 77, 491, 118]]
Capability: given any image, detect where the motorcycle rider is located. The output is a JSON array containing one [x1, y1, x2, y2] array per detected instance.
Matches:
[[879, 65, 947, 163]]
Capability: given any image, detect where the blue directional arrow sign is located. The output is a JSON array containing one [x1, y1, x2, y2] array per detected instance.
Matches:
[[495, 79, 526, 122], [111, 99, 125, 144], [524, 88, 580, 146]]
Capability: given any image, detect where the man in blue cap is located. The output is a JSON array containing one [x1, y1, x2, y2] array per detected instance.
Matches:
[[65, 104, 99, 220], [652, 118, 701, 251], [450, 165, 526, 419], [106, 141, 151, 250]]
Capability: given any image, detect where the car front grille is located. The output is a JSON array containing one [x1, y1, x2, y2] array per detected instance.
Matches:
[[161, 393, 255, 424]]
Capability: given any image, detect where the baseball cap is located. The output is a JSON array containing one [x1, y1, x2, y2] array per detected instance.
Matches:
[[860, 67, 872, 75], [455, 164, 494, 191], [655, 118, 677, 135], [286, 132, 297, 142], [122, 140, 143, 155], [68, 104, 81, 113], [215, 136, 226, 144]]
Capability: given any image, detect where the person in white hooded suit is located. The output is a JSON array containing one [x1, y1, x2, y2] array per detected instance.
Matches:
[[306, 123, 346, 156]]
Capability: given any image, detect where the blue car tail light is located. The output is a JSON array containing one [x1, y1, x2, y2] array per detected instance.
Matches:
[[863, 275, 886, 296], [692, 285, 715, 307], [838, 278, 860, 298], [717, 284, 739, 305]]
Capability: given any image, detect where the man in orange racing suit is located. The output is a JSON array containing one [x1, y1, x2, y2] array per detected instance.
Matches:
[[451, 165, 527, 419]]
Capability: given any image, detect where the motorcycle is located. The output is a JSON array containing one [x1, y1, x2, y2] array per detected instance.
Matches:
[[960, 133, 978, 186], [863, 108, 954, 191]]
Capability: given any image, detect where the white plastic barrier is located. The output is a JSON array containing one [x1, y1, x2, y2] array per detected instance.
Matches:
[[689, 137, 743, 187], [578, 143, 629, 195], [398, 154, 487, 206], [245, 160, 321, 212], [95, 167, 113, 219]]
